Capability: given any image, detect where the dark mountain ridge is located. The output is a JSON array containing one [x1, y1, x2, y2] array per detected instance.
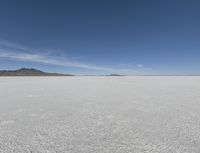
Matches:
[[0, 68, 74, 76]]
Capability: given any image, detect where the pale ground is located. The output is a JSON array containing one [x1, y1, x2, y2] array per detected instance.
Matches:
[[0, 76, 200, 153]]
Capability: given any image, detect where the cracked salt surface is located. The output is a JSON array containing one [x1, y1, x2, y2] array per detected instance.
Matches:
[[1, 76, 200, 152]]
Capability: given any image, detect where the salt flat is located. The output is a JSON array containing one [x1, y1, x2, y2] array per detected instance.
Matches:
[[0, 76, 200, 153]]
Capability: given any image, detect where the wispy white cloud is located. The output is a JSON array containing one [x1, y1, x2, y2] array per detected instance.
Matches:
[[0, 39, 115, 72], [0, 50, 114, 71], [118, 63, 155, 75], [0, 39, 155, 74], [137, 64, 143, 68], [0, 39, 30, 52]]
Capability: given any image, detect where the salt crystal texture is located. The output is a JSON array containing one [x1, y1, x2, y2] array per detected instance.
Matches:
[[0, 76, 200, 153]]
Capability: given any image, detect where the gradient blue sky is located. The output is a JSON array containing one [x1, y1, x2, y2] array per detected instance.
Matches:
[[0, 0, 200, 75]]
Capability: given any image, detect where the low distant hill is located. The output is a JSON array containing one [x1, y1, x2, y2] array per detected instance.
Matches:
[[0, 68, 74, 76], [107, 74, 125, 76]]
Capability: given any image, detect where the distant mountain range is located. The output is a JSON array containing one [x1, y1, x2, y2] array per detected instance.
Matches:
[[0, 68, 74, 76]]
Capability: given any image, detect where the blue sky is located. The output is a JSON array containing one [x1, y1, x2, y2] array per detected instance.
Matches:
[[0, 0, 200, 75]]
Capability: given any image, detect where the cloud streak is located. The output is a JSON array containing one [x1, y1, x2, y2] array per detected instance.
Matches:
[[0, 39, 118, 71], [0, 39, 155, 74], [0, 50, 114, 71]]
